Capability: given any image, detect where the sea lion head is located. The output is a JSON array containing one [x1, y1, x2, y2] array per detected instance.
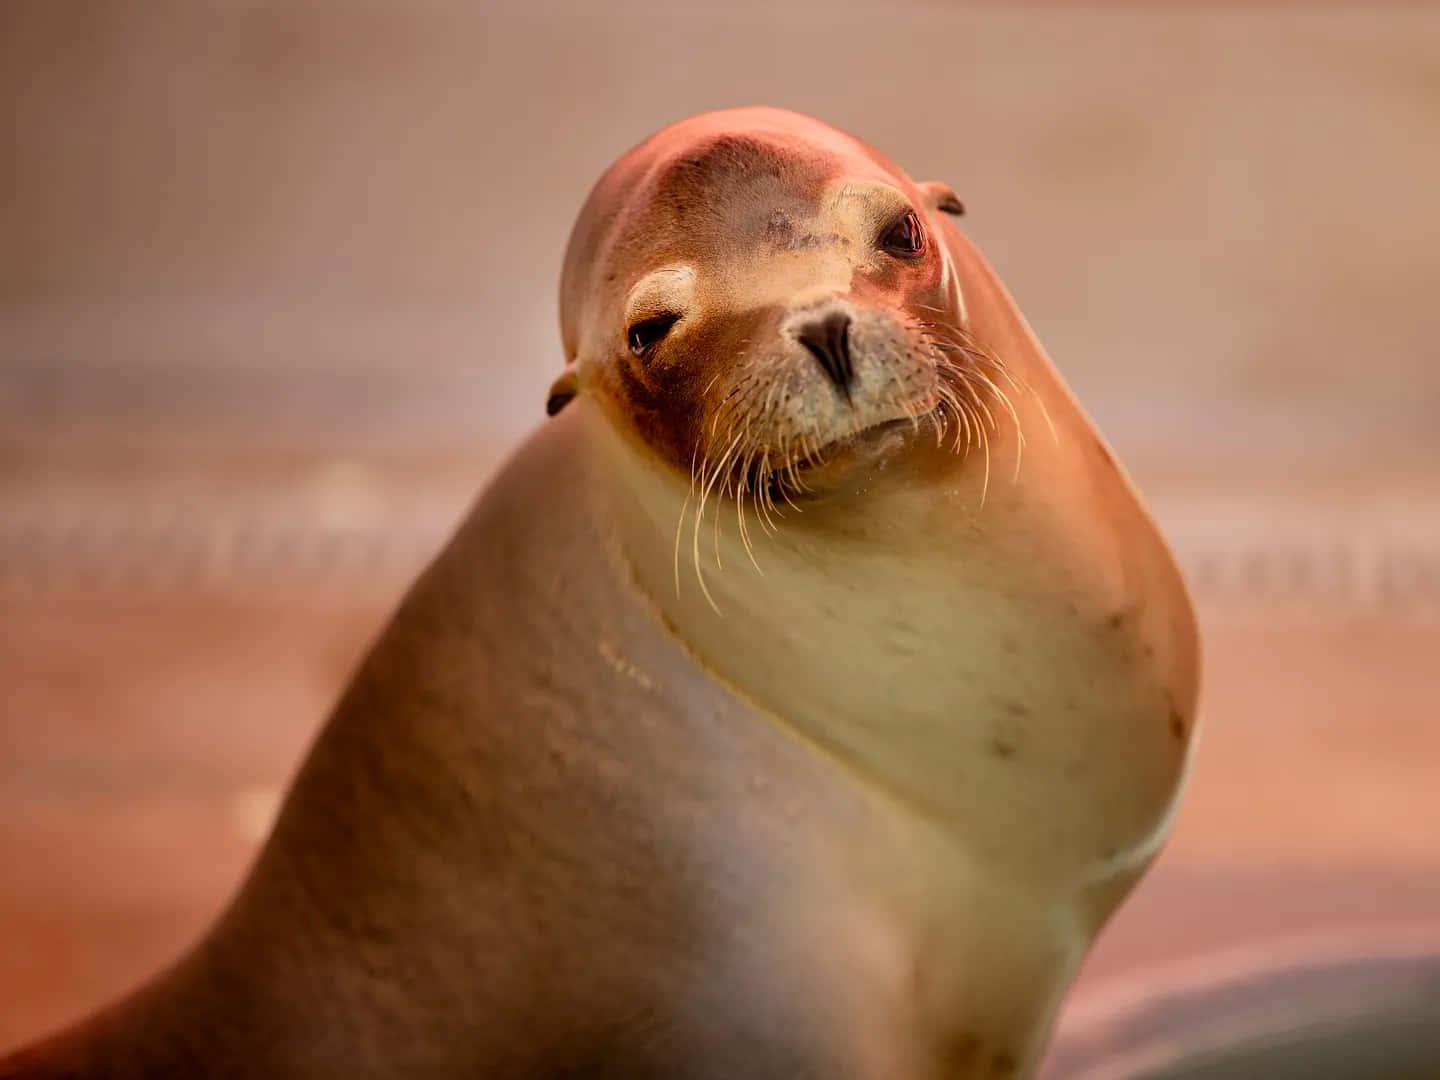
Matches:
[[549, 107, 999, 508]]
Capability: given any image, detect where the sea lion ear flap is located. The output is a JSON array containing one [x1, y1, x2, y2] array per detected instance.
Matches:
[[545, 365, 579, 417], [919, 181, 965, 217]]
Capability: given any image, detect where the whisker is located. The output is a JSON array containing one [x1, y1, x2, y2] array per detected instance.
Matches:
[[735, 451, 763, 576], [674, 447, 699, 598], [691, 429, 743, 615], [704, 430, 744, 575], [967, 368, 1026, 482]]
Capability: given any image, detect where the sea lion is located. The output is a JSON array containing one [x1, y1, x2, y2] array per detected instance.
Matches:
[[0, 107, 1199, 1079]]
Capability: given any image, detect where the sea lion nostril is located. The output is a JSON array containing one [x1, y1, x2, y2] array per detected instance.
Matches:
[[797, 311, 855, 396]]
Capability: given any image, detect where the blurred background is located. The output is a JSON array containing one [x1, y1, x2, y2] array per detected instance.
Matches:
[[1, 1, 1437, 1073]]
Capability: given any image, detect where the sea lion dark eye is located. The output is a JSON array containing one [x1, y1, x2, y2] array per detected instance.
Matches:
[[627, 312, 680, 360], [879, 211, 925, 257]]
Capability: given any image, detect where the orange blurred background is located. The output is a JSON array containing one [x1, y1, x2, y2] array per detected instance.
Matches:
[[2, 2, 1437, 1071]]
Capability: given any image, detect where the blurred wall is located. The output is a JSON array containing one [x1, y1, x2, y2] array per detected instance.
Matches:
[[3, 1, 1437, 474]]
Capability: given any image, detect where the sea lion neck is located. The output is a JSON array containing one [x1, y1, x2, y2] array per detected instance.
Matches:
[[586, 338, 1190, 888]]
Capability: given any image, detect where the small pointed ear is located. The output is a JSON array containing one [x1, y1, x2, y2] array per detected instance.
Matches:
[[918, 181, 964, 217], [545, 365, 579, 417]]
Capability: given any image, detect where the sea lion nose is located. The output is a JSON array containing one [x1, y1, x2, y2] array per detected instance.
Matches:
[[795, 311, 855, 398]]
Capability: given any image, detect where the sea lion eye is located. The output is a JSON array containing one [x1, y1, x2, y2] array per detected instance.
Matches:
[[878, 211, 925, 257], [627, 312, 680, 360]]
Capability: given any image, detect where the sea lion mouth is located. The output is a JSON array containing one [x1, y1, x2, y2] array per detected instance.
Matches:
[[765, 410, 933, 500], [798, 416, 918, 467]]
